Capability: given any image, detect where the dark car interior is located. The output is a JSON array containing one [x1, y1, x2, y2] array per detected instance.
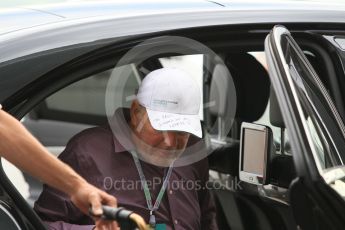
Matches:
[[0, 24, 345, 230]]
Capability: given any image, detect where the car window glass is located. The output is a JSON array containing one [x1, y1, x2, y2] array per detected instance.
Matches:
[[46, 70, 111, 116], [46, 64, 140, 116], [281, 35, 345, 171], [306, 116, 327, 168]]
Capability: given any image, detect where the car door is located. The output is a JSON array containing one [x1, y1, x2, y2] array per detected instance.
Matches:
[[265, 25, 345, 230]]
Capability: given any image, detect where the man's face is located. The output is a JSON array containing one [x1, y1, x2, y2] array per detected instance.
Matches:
[[130, 101, 190, 166]]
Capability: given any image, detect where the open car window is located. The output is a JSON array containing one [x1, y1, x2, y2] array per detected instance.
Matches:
[[3, 54, 205, 207]]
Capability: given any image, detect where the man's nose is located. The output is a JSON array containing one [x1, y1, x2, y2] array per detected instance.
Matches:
[[162, 131, 176, 147]]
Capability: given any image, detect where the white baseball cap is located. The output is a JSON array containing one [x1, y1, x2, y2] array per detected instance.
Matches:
[[137, 67, 202, 138]]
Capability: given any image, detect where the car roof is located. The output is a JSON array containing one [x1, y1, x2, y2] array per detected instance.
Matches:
[[2, 0, 345, 104], [1, 0, 345, 64], [1, 0, 345, 35], [0, 0, 222, 34]]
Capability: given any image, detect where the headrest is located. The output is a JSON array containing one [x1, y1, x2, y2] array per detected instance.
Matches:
[[225, 53, 270, 122], [209, 64, 233, 118], [269, 87, 285, 128]]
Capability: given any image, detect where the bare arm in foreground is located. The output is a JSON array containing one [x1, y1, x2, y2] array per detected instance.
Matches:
[[0, 107, 118, 229]]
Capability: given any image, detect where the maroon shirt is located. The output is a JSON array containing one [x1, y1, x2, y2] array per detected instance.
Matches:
[[34, 111, 218, 230]]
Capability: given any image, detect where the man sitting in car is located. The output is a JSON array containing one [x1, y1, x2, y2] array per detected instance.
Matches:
[[34, 68, 218, 230]]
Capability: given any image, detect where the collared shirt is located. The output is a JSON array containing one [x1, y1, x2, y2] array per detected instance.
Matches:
[[34, 110, 218, 230]]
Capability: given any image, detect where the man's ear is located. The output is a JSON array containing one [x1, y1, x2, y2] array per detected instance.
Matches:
[[130, 100, 141, 127]]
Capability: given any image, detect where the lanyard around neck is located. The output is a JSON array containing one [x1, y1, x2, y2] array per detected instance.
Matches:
[[130, 150, 174, 214]]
